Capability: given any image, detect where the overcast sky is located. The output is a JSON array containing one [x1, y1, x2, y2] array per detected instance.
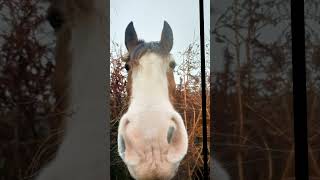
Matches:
[[110, 0, 210, 64]]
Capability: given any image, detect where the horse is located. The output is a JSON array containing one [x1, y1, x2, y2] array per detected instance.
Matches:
[[117, 21, 189, 180], [35, 0, 108, 179], [118, 21, 231, 180]]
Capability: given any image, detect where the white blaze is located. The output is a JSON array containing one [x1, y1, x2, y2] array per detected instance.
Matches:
[[129, 53, 174, 113]]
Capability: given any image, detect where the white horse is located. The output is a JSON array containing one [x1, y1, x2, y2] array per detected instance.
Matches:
[[117, 21, 189, 180], [117, 21, 230, 180], [36, 0, 108, 179]]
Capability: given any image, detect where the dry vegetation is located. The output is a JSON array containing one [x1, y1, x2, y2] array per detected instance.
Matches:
[[0, 1, 62, 180], [211, 0, 320, 179]]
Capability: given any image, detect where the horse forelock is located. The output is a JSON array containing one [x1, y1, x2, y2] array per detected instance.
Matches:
[[127, 40, 172, 63]]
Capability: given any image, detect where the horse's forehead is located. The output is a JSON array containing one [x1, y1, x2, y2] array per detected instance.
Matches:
[[139, 53, 165, 64]]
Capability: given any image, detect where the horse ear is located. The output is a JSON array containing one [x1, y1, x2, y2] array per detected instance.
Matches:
[[125, 22, 138, 52], [160, 21, 173, 53]]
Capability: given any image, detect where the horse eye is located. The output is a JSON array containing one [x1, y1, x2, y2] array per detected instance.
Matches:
[[47, 9, 64, 31], [124, 63, 130, 71], [169, 61, 176, 69]]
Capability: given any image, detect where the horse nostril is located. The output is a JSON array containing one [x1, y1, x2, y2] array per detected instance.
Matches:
[[47, 9, 64, 31], [119, 135, 126, 158], [167, 126, 175, 144]]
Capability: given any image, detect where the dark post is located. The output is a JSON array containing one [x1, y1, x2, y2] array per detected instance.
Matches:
[[291, 0, 309, 179], [199, 0, 208, 179]]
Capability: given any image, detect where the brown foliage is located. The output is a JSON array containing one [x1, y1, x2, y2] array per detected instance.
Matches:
[[0, 1, 61, 179], [212, 0, 320, 179]]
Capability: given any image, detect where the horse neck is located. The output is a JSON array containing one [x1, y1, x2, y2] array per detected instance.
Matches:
[[68, 15, 106, 127], [46, 6, 107, 178]]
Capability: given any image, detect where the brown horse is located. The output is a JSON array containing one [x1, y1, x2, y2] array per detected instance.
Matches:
[[117, 21, 188, 180]]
